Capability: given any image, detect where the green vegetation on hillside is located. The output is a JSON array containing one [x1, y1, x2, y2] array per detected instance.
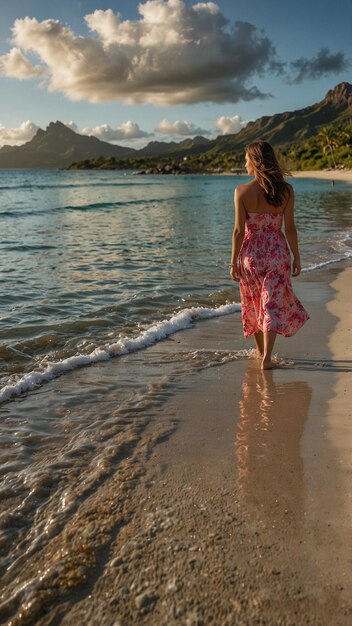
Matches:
[[68, 151, 245, 173], [68, 121, 352, 173], [278, 122, 352, 170]]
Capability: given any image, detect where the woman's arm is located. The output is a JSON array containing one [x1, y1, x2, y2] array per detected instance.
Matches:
[[283, 185, 301, 276], [230, 186, 246, 281]]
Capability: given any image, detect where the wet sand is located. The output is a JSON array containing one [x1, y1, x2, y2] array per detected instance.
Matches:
[[1, 264, 352, 625]]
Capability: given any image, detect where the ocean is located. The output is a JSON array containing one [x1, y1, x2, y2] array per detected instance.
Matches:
[[0, 168, 351, 622], [0, 169, 351, 402]]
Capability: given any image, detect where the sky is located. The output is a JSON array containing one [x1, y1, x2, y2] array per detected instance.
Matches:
[[0, 0, 351, 147]]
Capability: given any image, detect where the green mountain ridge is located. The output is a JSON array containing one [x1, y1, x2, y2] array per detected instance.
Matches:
[[0, 82, 351, 168], [163, 82, 352, 159]]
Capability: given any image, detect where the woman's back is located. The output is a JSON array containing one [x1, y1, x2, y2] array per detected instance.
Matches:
[[240, 180, 291, 215]]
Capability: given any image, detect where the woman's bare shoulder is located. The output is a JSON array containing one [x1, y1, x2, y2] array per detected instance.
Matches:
[[235, 180, 255, 195], [284, 182, 294, 203]]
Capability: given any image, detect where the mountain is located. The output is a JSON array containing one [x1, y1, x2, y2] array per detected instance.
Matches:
[[0, 121, 136, 168], [208, 81, 352, 153], [137, 135, 211, 157], [145, 82, 352, 158], [0, 82, 351, 168], [135, 81, 352, 159], [136, 140, 179, 156]]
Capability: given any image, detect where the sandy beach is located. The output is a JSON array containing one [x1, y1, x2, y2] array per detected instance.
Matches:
[[95, 265, 352, 626], [2, 262, 351, 625], [84, 264, 351, 626], [291, 170, 352, 183]]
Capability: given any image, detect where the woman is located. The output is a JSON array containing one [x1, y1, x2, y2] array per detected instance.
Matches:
[[230, 141, 309, 369]]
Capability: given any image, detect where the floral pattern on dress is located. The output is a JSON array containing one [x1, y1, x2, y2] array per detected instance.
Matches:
[[238, 213, 309, 338]]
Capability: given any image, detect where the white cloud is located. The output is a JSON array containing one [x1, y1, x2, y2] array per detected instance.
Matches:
[[0, 1, 279, 105], [155, 119, 210, 136], [81, 121, 151, 141], [65, 121, 79, 132], [0, 120, 40, 146], [0, 47, 44, 79], [215, 115, 248, 135]]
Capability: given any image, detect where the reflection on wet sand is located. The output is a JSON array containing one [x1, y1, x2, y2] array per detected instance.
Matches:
[[235, 365, 312, 536]]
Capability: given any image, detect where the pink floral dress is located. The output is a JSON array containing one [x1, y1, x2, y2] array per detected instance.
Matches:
[[238, 212, 309, 338]]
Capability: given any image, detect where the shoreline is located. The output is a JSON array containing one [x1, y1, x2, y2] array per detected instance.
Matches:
[[117, 265, 352, 625], [4, 262, 351, 625], [65, 166, 352, 182], [290, 169, 352, 183], [221, 169, 352, 183]]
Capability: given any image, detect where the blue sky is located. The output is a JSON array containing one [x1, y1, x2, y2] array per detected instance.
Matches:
[[0, 0, 351, 146]]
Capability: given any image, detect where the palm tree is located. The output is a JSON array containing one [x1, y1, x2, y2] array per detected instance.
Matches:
[[334, 122, 352, 147], [317, 126, 339, 168]]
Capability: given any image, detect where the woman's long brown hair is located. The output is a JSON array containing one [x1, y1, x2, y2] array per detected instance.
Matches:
[[246, 141, 291, 207]]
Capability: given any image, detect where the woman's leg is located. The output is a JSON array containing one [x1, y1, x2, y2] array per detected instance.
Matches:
[[262, 330, 277, 369], [253, 331, 264, 357]]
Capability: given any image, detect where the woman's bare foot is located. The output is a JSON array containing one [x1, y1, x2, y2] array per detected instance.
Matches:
[[261, 358, 273, 370], [256, 350, 263, 359], [262, 331, 277, 370]]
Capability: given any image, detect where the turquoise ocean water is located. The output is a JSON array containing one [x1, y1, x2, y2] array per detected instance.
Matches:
[[0, 169, 351, 400]]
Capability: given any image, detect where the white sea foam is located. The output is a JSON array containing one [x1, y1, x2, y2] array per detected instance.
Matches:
[[302, 252, 352, 273], [0, 302, 241, 403], [2, 250, 351, 404]]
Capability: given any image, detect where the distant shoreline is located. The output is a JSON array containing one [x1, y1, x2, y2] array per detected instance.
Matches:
[[0, 167, 352, 183], [290, 169, 352, 183], [195, 169, 352, 183], [1, 166, 351, 183], [135, 167, 352, 182], [130, 168, 352, 181]]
